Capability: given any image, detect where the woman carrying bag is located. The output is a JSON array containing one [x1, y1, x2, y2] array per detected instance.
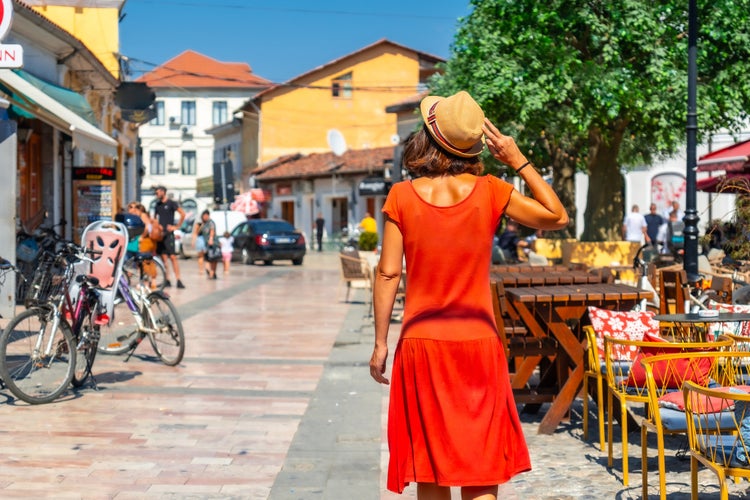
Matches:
[[193, 210, 219, 279]]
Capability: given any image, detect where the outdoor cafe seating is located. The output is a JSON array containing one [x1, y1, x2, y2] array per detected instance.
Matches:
[[602, 333, 734, 489], [683, 380, 750, 500], [490, 263, 653, 435], [641, 350, 750, 500]]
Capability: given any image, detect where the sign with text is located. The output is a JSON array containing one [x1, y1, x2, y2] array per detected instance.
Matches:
[[72, 167, 116, 181], [0, 0, 23, 68], [358, 176, 391, 196]]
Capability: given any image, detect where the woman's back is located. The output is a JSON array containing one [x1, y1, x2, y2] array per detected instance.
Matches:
[[385, 175, 513, 341]]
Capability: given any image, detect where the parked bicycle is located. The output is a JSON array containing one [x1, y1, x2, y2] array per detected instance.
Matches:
[[15, 214, 68, 303], [97, 252, 185, 366], [0, 242, 102, 404]]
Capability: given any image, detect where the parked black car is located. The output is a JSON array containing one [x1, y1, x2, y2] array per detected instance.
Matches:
[[231, 219, 306, 265]]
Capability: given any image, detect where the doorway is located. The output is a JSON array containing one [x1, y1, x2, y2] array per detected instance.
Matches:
[[331, 197, 348, 235]]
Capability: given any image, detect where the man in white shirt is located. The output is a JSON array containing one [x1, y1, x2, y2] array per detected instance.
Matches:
[[622, 205, 649, 244]]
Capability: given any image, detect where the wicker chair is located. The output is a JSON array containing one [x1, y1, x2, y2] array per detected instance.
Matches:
[[338, 252, 373, 316]]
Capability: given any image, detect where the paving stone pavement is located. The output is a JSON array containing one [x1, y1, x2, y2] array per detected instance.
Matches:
[[0, 252, 748, 499]]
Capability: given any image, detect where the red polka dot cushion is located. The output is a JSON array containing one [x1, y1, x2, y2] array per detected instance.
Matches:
[[587, 306, 661, 361]]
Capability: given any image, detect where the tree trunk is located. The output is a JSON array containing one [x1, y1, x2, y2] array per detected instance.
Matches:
[[550, 155, 577, 239], [580, 127, 626, 241]]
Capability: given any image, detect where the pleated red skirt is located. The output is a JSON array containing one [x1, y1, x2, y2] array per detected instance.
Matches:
[[387, 335, 531, 493]]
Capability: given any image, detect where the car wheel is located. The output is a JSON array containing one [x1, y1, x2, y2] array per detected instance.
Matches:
[[241, 248, 252, 265], [292, 258, 303, 266], [263, 260, 273, 266]]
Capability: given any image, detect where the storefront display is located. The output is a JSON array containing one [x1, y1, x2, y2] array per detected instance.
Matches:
[[72, 167, 117, 240]]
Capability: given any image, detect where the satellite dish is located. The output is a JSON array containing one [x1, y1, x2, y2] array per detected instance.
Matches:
[[390, 133, 400, 145], [327, 129, 347, 156]]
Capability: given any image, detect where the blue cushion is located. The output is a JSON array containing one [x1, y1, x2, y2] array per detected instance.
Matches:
[[700, 434, 739, 466], [601, 360, 631, 375], [659, 407, 738, 432]]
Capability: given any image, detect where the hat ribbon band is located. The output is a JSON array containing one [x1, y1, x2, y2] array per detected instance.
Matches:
[[427, 103, 474, 154]]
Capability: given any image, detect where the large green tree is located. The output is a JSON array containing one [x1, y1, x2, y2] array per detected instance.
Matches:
[[432, 0, 750, 240]]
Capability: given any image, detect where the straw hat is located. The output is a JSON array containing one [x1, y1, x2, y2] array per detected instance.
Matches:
[[420, 91, 485, 158]]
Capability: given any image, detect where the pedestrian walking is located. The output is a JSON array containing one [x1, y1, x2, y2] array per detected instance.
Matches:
[[622, 204, 649, 244], [218, 231, 234, 275], [152, 186, 186, 288], [315, 213, 325, 252], [194, 210, 218, 279], [644, 203, 664, 249], [369, 90, 568, 499]]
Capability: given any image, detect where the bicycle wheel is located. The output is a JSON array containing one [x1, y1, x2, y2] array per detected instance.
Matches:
[[0, 308, 75, 404], [122, 255, 167, 292], [148, 257, 167, 292], [144, 293, 185, 366], [72, 314, 99, 387], [97, 290, 140, 355]]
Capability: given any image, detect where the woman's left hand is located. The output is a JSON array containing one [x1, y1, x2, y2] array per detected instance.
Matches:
[[369, 345, 389, 385]]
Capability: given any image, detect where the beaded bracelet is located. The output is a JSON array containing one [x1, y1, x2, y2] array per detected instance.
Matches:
[[515, 161, 531, 174]]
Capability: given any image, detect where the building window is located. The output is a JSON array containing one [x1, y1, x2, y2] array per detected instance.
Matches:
[[182, 151, 197, 175], [332, 72, 352, 98], [212, 101, 228, 125], [150, 151, 165, 175], [151, 101, 164, 125], [181, 101, 196, 126]]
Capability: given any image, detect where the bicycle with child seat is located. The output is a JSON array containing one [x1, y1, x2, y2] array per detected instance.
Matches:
[[97, 252, 185, 365], [0, 242, 105, 404]]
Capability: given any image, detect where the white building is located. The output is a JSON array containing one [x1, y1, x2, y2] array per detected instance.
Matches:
[[136, 50, 270, 216], [575, 129, 750, 239]]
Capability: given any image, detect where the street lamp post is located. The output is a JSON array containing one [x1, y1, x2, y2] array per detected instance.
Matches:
[[683, 0, 699, 281]]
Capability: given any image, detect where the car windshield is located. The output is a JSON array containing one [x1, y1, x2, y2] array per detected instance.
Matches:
[[253, 221, 294, 232]]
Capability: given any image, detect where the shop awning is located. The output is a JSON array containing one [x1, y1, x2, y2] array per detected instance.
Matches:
[[696, 172, 750, 194], [697, 139, 750, 173], [0, 69, 118, 157]]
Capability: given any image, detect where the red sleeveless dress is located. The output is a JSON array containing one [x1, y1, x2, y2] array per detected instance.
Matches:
[[382, 175, 531, 493]]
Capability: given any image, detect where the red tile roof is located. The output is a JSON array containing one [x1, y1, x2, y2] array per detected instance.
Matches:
[[136, 50, 271, 89], [253, 147, 394, 181]]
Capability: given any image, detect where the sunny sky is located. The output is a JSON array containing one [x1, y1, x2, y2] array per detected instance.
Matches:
[[119, 0, 472, 84]]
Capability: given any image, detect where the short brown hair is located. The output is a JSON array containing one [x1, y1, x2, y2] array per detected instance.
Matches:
[[403, 126, 483, 178]]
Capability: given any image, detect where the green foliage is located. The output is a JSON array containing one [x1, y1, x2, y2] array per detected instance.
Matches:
[[358, 231, 378, 251], [432, 0, 750, 239]]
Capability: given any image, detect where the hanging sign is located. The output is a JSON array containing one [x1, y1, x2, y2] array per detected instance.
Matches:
[[0, 0, 22, 68], [358, 176, 391, 196]]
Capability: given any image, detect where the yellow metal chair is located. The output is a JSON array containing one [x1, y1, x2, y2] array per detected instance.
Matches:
[[603, 335, 733, 488], [584, 306, 661, 451], [683, 380, 750, 500], [639, 347, 746, 500], [582, 325, 606, 450]]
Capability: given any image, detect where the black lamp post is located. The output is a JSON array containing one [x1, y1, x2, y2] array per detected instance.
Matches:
[[683, 0, 699, 281]]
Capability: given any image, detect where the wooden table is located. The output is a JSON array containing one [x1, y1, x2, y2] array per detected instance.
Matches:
[[505, 283, 653, 434], [491, 270, 606, 287], [654, 312, 750, 340]]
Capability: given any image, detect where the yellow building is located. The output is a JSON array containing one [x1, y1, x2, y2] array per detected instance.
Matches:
[[241, 39, 442, 168], [240, 39, 442, 242], [24, 0, 123, 79]]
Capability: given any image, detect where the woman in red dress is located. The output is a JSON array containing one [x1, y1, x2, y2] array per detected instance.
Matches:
[[369, 91, 568, 499]]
